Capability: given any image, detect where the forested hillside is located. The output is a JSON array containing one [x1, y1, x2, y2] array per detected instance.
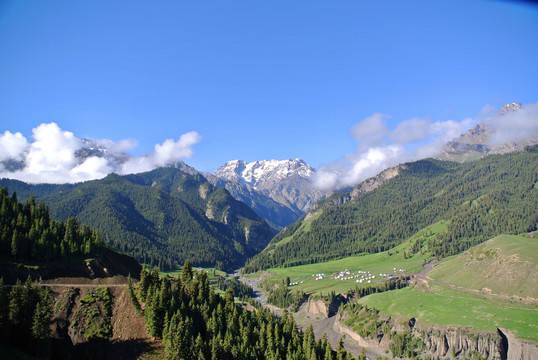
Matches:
[[134, 263, 353, 360], [244, 146, 538, 272], [0, 189, 127, 358], [0, 188, 102, 261], [1, 167, 276, 271]]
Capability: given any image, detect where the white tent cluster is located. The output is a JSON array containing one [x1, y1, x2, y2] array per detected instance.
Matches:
[[307, 268, 407, 284]]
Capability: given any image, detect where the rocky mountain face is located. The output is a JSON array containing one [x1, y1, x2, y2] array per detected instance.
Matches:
[[75, 138, 130, 165], [204, 173, 302, 230], [170, 160, 303, 229], [439, 102, 538, 162], [214, 158, 326, 215]]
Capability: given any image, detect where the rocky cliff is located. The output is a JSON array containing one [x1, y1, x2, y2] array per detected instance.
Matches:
[[204, 172, 302, 229], [299, 298, 538, 359], [214, 158, 326, 213], [498, 327, 538, 360], [418, 325, 503, 359]]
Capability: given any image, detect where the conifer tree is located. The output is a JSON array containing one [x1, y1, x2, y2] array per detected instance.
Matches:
[[127, 274, 141, 314], [11, 229, 22, 258], [31, 289, 52, 357], [181, 260, 193, 286]]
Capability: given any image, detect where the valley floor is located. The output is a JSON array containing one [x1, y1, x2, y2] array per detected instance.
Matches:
[[240, 250, 538, 359]]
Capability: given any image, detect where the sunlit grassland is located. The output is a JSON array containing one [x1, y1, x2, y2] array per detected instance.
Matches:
[[357, 284, 538, 342], [253, 221, 447, 294], [429, 233, 538, 298]]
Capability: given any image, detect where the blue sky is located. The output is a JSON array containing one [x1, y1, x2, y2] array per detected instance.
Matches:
[[1, 1, 537, 184]]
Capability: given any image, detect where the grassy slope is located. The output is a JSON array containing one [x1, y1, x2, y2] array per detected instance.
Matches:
[[357, 233, 538, 342], [357, 284, 538, 342], [270, 212, 321, 250], [255, 230, 538, 341], [255, 221, 447, 295], [429, 234, 538, 298]]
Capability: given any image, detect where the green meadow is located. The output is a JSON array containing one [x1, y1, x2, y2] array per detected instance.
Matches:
[[254, 227, 538, 342], [429, 234, 538, 298], [255, 221, 447, 294], [357, 283, 538, 342]]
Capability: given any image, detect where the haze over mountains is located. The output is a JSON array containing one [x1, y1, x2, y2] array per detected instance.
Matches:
[[439, 102, 538, 162]]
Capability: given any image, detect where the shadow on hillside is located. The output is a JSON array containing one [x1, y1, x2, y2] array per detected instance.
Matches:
[[52, 338, 158, 360]]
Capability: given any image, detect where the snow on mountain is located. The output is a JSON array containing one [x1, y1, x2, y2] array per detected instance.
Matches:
[[216, 158, 314, 189], [214, 158, 324, 213]]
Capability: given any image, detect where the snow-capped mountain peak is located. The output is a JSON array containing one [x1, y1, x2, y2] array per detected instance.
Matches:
[[214, 158, 324, 213], [215, 158, 314, 189]]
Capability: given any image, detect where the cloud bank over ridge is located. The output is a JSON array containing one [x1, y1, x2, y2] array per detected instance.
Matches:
[[313, 102, 538, 191], [1, 102, 536, 187], [0, 122, 201, 184]]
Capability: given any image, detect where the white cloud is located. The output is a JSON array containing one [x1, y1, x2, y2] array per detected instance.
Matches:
[[340, 146, 404, 188], [350, 113, 390, 149], [0, 131, 29, 162], [0, 122, 202, 184], [120, 131, 202, 175], [25, 123, 83, 175], [153, 131, 202, 166], [94, 138, 138, 154], [486, 103, 538, 146], [314, 113, 474, 191], [390, 118, 431, 144], [72, 156, 114, 180]]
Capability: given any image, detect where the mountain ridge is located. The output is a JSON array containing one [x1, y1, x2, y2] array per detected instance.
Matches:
[[0, 167, 276, 271], [214, 158, 326, 214], [439, 102, 538, 162], [244, 146, 538, 272]]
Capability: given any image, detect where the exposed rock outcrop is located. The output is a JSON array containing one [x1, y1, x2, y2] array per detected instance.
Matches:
[[306, 165, 401, 216], [214, 158, 325, 213], [498, 327, 538, 360], [419, 325, 503, 359], [304, 299, 328, 318], [439, 102, 538, 162]]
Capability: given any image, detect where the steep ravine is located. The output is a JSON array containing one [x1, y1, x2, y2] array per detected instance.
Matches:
[[48, 281, 151, 359]]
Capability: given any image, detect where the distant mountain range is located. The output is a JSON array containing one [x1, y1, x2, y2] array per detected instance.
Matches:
[[0, 167, 275, 271], [2, 102, 536, 273], [214, 158, 325, 213], [210, 158, 327, 228]]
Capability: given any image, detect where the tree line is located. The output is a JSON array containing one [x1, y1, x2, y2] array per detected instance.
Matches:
[[0, 188, 103, 261], [133, 262, 354, 360], [0, 276, 53, 357]]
